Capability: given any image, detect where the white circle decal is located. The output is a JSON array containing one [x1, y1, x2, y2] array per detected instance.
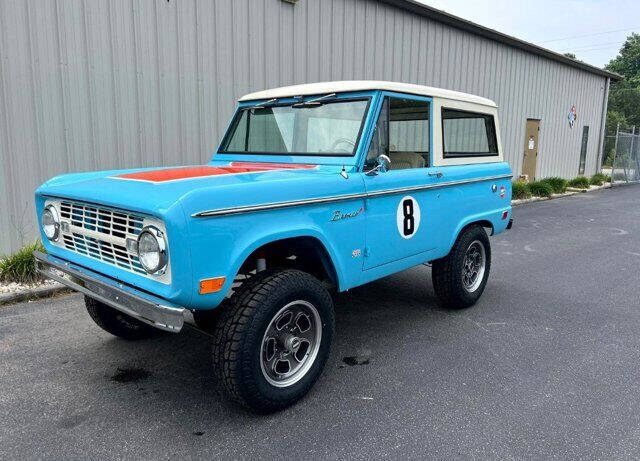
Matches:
[[396, 195, 421, 239]]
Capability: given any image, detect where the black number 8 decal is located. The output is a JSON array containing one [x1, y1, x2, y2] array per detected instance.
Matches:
[[396, 196, 421, 239], [402, 199, 414, 236]]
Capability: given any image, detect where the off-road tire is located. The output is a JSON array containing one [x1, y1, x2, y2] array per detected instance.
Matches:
[[212, 269, 334, 413], [84, 296, 163, 340], [432, 225, 491, 309]]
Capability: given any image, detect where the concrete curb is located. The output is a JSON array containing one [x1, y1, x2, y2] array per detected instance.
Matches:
[[610, 179, 640, 187], [512, 183, 611, 207], [0, 282, 70, 306]]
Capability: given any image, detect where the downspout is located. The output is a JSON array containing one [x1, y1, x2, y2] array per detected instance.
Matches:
[[595, 77, 611, 173]]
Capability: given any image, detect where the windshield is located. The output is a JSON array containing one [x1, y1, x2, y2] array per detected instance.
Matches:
[[220, 98, 369, 156]]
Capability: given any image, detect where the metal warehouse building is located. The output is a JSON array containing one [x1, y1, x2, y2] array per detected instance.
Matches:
[[0, 0, 620, 254]]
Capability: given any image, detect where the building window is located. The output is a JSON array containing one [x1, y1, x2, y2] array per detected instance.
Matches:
[[578, 126, 589, 175], [442, 108, 498, 158]]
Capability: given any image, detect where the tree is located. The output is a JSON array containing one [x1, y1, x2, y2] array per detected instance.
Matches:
[[605, 34, 640, 132], [605, 110, 628, 135], [606, 33, 640, 86], [563, 52, 577, 59]]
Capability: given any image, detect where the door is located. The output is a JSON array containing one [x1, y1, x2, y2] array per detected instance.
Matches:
[[522, 119, 540, 180], [362, 93, 442, 270]]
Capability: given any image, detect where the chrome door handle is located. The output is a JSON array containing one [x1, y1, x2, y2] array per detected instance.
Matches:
[[428, 171, 443, 178]]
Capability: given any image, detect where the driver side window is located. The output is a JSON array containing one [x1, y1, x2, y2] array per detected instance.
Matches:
[[366, 98, 389, 167], [366, 96, 430, 170]]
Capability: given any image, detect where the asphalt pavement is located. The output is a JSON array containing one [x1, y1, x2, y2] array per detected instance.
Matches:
[[2, 184, 640, 460]]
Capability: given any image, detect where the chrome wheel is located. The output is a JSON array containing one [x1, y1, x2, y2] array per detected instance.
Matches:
[[260, 300, 322, 388], [462, 240, 486, 293]]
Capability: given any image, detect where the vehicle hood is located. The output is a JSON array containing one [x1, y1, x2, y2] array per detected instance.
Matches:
[[36, 161, 352, 218]]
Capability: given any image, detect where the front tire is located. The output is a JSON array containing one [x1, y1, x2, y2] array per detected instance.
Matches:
[[84, 296, 163, 340], [432, 225, 491, 309], [212, 269, 334, 413]]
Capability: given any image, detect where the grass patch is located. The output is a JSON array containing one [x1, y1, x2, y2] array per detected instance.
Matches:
[[528, 180, 554, 198], [0, 241, 45, 284], [512, 181, 531, 200], [568, 176, 590, 189], [539, 177, 568, 194], [590, 173, 608, 186]]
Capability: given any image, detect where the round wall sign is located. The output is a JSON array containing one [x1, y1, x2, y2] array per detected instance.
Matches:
[[396, 196, 421, 239]]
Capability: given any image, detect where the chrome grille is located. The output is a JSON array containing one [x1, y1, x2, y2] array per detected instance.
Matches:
[[60, 201, 144, 239], [61, 233, 146, 274], [58, 200, 147, 276]]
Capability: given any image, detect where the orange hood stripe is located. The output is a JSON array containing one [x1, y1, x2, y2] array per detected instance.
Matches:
[[115, 162, 317, 183]]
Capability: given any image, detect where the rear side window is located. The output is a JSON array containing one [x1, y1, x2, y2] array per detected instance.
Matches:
[[442, 108, 498, 158]]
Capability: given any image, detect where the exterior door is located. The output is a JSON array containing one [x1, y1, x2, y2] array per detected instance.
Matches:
[[361, 93, 442, 270], [522, 119, 540, 180]]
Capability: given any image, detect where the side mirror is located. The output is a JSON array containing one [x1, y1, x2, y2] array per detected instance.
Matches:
[[365, 154, 391, 176], [377, 154, 391, 172]]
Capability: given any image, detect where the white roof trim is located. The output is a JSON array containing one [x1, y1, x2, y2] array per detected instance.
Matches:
[[239, 80, 497, 107]]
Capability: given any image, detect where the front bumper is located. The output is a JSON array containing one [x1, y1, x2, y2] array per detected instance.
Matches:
[[35, 251, 185, 332]]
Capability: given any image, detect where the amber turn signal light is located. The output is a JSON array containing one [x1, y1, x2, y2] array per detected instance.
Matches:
[[199, 277, 226, 294]]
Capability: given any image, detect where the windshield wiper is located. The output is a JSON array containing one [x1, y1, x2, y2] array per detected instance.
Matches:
[[248, 98, 277, 110], [292, 93, 336, 108]]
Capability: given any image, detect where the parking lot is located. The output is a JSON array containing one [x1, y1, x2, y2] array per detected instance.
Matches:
[[1, 184, 640, 460]]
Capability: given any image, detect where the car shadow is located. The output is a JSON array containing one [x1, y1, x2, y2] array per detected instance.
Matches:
[[92, 264, 453, 420]]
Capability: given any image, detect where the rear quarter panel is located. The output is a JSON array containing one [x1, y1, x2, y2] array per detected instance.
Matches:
[[435, 162, 512, 256]]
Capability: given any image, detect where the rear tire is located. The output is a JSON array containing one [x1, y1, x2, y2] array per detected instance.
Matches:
[[432, 225, 491, 309], [84, 296, 163, 340], [212, 269, 334, 413]]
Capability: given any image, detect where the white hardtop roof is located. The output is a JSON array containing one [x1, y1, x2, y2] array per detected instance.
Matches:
[[240, 80, 497, 107]]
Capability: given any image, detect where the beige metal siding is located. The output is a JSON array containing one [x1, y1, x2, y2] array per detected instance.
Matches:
[[0, 0, 609, 254]]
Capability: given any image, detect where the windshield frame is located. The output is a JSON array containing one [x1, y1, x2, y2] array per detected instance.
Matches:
[[217, 94, 372, 158]]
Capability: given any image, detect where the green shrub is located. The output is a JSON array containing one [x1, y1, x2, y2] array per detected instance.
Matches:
[[568, 176, 590, 189], [512, 181, 531, 200], [539, 177, 568, 194], [528, 180, 554, 198], [0, 241, 45, 283], [590, 173, 608, 186]]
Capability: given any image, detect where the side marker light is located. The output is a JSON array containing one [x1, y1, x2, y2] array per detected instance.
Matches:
[[199, 277, 226, 294]]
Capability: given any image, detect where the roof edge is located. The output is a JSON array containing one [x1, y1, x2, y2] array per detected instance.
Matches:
[[381, 0, 622, 82], [239, 80, 498, 106]]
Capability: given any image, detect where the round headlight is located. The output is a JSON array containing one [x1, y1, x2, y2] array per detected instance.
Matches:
[[42, 205, 60, 241], [137, 226, 167, 274]]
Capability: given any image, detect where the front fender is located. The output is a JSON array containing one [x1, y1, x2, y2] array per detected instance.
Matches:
[[185, 203, 365, 310]]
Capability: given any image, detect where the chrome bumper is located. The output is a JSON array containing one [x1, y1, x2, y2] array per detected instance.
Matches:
[[34, 251, 184, 332]]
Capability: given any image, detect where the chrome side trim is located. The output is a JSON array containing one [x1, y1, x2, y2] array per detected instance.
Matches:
[[366, 174, 513, 198], [34, 251, 184, 332], [192, 174, 512, 218], [193, 192, 367, 217]]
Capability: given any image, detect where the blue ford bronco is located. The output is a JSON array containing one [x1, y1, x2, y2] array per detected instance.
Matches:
[[35, 81, 512, 412]]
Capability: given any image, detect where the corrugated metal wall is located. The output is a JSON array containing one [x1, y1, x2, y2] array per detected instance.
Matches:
[[0, 0, 609, 254]]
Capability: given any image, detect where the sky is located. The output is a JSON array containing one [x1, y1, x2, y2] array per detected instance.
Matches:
[[417, 0, 640, 68]]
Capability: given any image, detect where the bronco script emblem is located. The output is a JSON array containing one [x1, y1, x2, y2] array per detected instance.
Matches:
[[331, 207, 364, 222]]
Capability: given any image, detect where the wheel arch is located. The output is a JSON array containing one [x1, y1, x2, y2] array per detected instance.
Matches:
[[230, 230, 345, 290], [445, 215, 496, 256]]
